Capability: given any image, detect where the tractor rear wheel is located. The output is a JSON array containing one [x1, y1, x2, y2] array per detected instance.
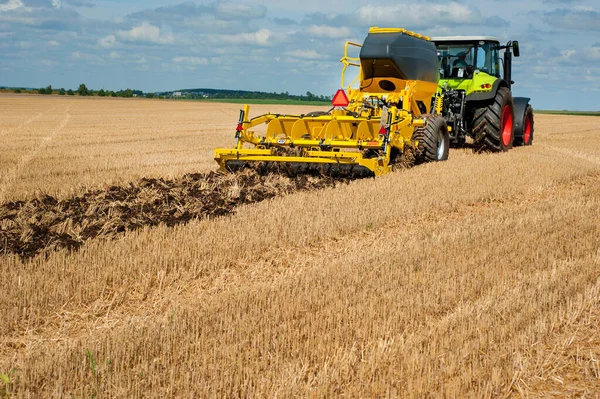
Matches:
[[471, 87, 514, 152], [514, 105, 534, 146], [413, 114, 449, 164]]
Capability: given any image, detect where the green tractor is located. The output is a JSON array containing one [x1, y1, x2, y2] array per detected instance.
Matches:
[[431, 36, 534, 151]]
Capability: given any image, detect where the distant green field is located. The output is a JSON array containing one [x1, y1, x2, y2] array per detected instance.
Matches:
[[536, 110, 600, 117]]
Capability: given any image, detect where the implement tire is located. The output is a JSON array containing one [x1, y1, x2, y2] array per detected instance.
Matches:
[[412, 114, 449, 164], [472, 87, 514, 152], [513, 105, 534, 146]]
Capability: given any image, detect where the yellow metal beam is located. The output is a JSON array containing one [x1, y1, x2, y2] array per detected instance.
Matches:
[[368, 27, 431, 41]]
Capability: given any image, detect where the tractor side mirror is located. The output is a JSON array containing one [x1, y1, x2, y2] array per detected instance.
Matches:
[[512, 41, 520, 57]]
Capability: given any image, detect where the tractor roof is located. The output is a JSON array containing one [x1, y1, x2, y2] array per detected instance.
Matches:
[[431, 36, 500, 43]]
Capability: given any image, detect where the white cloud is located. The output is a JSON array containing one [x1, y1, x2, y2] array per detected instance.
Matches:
[[356, 3, 477, 26], [48, 40, 60, 46], [172, 56, 208, 65], [543, 9, 600, 32], [587, 47, 600, 61], [214, 2, 266, 19], [552, 47, 600, 64], [218, 28, 272, 46], [0, 0, 22, 12], [285, 49, 322, 60], [98, 34, 116, 48], [37, 60, 57, 68], [179, 15, 231, 31], [557, 49, 577, 63], [70, 51, 105, 65], [307, 25, 351, 39], [526, 46, 600, 84], [117, 22, 173, 44], [52, 0, 61, 8]]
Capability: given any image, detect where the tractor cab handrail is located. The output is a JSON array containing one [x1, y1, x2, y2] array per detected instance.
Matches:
[[340, 41, 362, 90]]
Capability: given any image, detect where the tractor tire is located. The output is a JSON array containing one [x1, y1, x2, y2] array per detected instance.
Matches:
[[513, 105, 534, 146], [412, 114, 449, 164], [471, 87, 514, 152]]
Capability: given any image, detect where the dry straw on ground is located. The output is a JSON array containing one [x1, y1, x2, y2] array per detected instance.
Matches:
[[1, 95, 599, 397]]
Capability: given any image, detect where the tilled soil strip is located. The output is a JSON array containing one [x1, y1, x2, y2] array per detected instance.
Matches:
[[0, 170, 353, 259]]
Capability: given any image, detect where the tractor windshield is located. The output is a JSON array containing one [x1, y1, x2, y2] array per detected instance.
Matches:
[[436, 42, 499, 79], [437, 44, 475, 79]]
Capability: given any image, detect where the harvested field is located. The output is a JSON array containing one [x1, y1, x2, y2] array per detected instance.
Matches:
[[1, 95, 599, 397], [0, 94, 311, 202]]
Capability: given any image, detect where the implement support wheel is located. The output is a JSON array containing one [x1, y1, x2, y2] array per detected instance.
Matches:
[[413, 114, 450, 164]]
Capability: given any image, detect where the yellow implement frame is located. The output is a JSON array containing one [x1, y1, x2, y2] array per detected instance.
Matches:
[[214, 27, 437, 176]]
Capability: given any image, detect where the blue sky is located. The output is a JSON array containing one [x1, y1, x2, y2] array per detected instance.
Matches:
[[0, 0, 599, 110]]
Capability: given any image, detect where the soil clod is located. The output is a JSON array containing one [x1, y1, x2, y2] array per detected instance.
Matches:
[[0, 169, 357, 259]]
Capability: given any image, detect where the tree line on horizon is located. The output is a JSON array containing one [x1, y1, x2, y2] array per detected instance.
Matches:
[[1, 84, 331, 102], [31, 84, 143, 98], [175, 88, 331, 102]]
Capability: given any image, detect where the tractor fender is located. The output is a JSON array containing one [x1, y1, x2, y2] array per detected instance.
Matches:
[[465, 79, 509, 103], [513, 97, 531, 139]]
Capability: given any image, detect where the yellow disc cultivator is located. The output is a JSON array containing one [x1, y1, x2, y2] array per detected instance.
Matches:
[[215, 27, 450, 177]]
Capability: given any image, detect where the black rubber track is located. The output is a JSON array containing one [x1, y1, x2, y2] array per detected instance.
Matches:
[[514, 104, 534, 146], [471, 87, 514, 152], [412, 114, 449, 164]]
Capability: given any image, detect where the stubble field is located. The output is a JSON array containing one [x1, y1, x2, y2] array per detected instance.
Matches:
[[1, 94, 599, 397]]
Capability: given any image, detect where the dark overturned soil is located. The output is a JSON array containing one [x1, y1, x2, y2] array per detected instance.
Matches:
[[0, 170, 356, 260]]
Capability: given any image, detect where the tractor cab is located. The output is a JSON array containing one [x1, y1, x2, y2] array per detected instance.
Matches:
[[432, 36, 502, 93]]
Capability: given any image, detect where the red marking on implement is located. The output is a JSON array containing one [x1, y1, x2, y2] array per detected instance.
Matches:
[[332, 89, 349, 107]]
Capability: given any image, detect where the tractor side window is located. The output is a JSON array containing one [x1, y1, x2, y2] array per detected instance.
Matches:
[[490, 44, 499, 77], [475, 44, 490, 73], [475, 43, 500, 77]]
